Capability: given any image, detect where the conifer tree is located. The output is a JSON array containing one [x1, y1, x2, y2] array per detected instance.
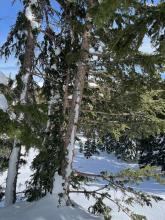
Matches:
[[1, 0, 165, 219], [25, 0, 165, 208], [1, 0, 45, 206]]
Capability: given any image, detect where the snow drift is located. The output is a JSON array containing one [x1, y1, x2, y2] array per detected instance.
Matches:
[[0, 194, 102, 220]]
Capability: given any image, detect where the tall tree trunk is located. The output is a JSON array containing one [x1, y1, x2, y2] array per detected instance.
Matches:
[[4, 3, 37, 206], [53, 0, 95, 203]]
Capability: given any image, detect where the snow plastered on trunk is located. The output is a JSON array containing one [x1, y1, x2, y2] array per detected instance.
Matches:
[[44, 91, 60, 141], [53, 173, 65, 195], [88, 82, 99, 88], [53, 13, 90, 197], [4, 140, 20, 207], [25, 0, 40, 29], [20, 73, 30, 104], [55, 47, 61, 56], [5, 0, 38, 207], [0, 71, 8, 85], [0, 94, 8, 112], [53, 92, 81, 197], [6, 71, 31, 206], [5, 31, 34, 207], [65, 95, 81, 178], [0, 72, 9, 112], [51, 64, 57, 70]]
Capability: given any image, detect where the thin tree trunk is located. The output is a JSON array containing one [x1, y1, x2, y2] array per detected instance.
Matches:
[[63, 71, 70, 114]]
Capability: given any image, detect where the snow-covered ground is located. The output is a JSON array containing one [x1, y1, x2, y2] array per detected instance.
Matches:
[[72, 150, 165, 220], [0, 194, 101, 220], [0, 141, 165, 220], [74, 151, 165, 197]]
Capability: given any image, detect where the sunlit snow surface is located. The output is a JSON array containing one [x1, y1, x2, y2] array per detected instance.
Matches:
[[0, 139, 165, 219], [25, 0, 40, 29], [72, 150, 165, 220], [0, 194, 100, 220]]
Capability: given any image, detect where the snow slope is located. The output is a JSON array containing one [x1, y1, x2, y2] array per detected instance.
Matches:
[[0, 194, 101, 220], [74, 151, 165, 197], [0, 141, 165, 219], [72, 150, 165, 220], [71, 189, 165, 220]]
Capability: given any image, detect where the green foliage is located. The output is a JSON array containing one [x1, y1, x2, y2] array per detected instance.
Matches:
[[89, 197, 112, 220], [65, 50, 82, 65], [131, 214, 147, 220], [0, 110, 11, 134], [0, 140, 11, 173], [13, 103, 48, 126], [0, 12, 29, 59], [139, 134, 165, 171], [93, 0, 136, 27], [1, 0, 165, 219]]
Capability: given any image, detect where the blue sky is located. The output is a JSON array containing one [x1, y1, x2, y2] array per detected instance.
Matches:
[[0, 1, 61, 78], [0, 1, 23, 77], [0, 0, 164, 79]]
